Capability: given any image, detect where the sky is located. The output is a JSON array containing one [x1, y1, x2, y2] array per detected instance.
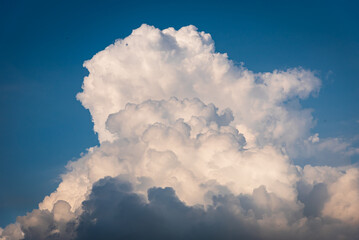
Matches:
[[0, 0, 359, 239]]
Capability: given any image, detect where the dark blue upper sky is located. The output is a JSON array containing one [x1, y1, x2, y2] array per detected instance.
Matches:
[[0, 0, 358, 227]]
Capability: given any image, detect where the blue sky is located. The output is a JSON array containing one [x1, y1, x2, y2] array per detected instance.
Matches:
[[0, 0, 358, 227]]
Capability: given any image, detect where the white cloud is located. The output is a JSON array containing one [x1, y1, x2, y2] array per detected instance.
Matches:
[[308, 133, 320, 143], [0, 223, 23, 240], [323, 168, 359, 224], [39, 98, 299, 212], [1, 24, 359, 240], [77, 24, 358, 166], [77, 24, 321, 149]]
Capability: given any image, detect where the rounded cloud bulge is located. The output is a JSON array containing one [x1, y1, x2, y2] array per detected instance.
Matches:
[[77, 24, 321, 149], [1, 24, 359, 240]]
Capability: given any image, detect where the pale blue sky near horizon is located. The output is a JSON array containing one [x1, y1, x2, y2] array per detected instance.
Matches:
[[0, 0, 358, 227]]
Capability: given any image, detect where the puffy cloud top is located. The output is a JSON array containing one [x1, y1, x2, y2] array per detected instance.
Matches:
[[77, 24, 321, 149]]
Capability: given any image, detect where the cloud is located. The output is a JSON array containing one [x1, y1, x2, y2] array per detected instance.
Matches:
[[38, 97, 299, 213], [1, 201, 76, 240], [1, 24, 359, 240], [77, 24, 321, 150], [76, 24, 356, 165], [10, 177, 353, 240], [77, 177, 359, 240], [75, 177, 267, 240], [0, 223, 23, 240], [322, 168, 359, 224]]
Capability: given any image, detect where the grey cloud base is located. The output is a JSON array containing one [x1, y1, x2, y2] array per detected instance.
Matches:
[[77, 178, 359, 240], [77, 177, 254, 240], [13, 177, 359, 240]]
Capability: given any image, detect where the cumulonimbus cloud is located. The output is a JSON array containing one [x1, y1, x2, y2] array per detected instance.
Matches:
[[1, 24, 358, 240]]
